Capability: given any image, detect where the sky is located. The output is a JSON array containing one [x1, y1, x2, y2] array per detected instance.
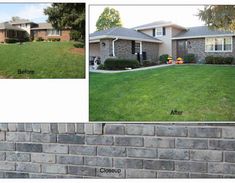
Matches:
[[0, 3, 51, 23], [89, 5, 206, 33]]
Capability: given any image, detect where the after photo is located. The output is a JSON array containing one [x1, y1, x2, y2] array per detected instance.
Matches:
[[0, 3, 85, 78], [89, 5, 235, 121]]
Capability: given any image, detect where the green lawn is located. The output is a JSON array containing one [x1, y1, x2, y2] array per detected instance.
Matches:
[[0, 42, 85, 78], [90, 65, 235, 121]]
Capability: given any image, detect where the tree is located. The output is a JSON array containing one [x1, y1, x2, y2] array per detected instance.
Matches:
[[198, 5, 235, 31], [44, 3, 85, 41], [96, 7, 122, 31]]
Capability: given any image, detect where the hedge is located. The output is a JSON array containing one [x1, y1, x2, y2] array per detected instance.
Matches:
[[183, 54, 196, 63], [48, 38, 60, 42], [5, 38, 19, 43], [205, 56, 234, 64], [159, 54, 168, 64], [104, 58, 140, 70], [143, 60, 158, 67]]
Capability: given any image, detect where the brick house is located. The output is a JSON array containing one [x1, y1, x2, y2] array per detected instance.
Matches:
[[0, 18, 71, 43], [0, 22, 27, 43], [89, 21, 235, 64], [31, 23, 70, 41], [89, 27, 162, 64]]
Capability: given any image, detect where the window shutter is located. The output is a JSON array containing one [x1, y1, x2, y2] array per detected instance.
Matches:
[[163, 27, 166, 35], [152, 29, 155, 37], [131, 41, 135, 54]]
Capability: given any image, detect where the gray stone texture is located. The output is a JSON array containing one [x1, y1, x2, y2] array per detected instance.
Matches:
[[0, 123, 234, 178], [172, 37, 235, 61], [99, 39, 159, 63], [156, 126, 187, 137]]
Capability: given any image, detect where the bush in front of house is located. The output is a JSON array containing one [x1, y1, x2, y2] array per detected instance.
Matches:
[[73, 42, 84, 48], [205, 56, 234, 64], [143, 60, 158, 67], [48, 38, 61, 42], [5, 38, 19, 43], [183, 54, 196, 63], [159, 54, 169, 64], [104, 58, 140, 70], [224, 57, 234, 64], [36, 37, 44, 42], [97, 64, 106, 70]]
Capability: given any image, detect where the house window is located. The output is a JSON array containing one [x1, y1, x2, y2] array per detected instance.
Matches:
[[205, 37, 232, 52], [155, 27, 163, 36], [47, 29, 60, 36], [135, 42, 140, 53]]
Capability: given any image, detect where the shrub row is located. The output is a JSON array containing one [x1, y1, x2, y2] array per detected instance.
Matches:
[[104, 58, 140, 70], [5, 38, 19, 43], [159, 54, 196, 64], [205, 56, 234, 64], [36, 37, 60, 42], [183, 54, 196, 63], [143, 60, 158, 67]]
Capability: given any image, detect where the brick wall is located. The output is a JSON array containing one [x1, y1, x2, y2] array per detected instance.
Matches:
[[172, 37, 235, 61], [0, 30, 6, 43], [0, 123, 235, 178], [99, 39, 160, 63]]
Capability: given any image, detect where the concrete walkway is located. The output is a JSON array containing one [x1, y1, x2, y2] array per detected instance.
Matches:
[[89, 64, 174, 73]]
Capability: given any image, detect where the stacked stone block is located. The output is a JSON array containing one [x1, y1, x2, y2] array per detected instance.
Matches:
[[0, 123, 234, 178]]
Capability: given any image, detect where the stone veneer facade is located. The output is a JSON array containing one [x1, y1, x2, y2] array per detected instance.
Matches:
[[173, 37, 235, 61], [0, 123, 235, 178], [99, 39, 159, 63]]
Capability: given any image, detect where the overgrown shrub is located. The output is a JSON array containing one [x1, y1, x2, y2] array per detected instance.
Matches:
[[5, 38, 18, 43], [159, 54, 169, 64], [143, 60, 157, 67], [48, 38, 60, 42], [97, 64, 105, 70], [36, 37, 44, 42], [104, 58, 140, 70], [183, 54, 196, 63], [224, 57, 234, 64], [205, 56, 234, 64], [74, 42, 84, 48]]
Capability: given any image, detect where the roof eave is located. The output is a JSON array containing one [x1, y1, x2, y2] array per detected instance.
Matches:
[[172, 34, 235, 40], [135, 24, 187, 31], [89, 35, 162, 43]]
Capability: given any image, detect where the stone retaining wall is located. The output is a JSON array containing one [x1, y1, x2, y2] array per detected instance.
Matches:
[[0, 123, 235, 178]]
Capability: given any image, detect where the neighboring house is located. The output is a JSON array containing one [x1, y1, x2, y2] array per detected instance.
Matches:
[[0, 22, 27, 43], [0, 18, 71, 43], [89, 20, 235, 63]]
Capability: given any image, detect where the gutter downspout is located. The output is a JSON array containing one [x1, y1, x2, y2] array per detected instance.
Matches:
[[112, 37, 118, 57]]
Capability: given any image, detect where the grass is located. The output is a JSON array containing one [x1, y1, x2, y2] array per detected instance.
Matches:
[[90, 65, 235, 121], [0, 42, 85, 78]]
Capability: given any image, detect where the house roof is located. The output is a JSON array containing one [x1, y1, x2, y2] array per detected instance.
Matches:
[[133, 20, 187, 30], [0, 22, 25, 31], [90, 27, 162, 43], [172, 26, 235, 39], [31, 23, 53, 30], [10, 18, 34, 25]]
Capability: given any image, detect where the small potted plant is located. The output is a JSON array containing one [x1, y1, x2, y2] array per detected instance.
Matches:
[[167, 56, 173, 64], [176, 57, 184, 64]]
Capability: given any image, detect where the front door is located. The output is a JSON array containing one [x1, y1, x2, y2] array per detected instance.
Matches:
[[177, 40, 188, 58]]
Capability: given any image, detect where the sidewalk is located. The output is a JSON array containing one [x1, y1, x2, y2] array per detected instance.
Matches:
[[89, 64, 174, 73]]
